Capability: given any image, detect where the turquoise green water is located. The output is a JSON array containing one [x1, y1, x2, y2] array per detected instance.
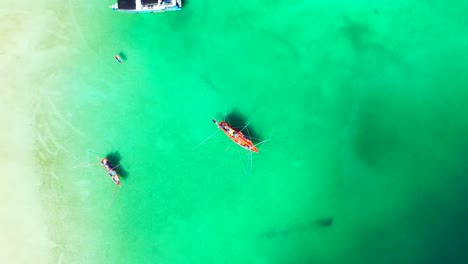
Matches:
[[36, 0, 468, 263]]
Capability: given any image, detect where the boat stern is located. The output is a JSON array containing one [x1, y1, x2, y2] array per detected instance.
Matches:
[[251, 145, 259, 153]]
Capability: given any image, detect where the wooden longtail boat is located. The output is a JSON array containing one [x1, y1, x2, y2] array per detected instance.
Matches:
[[212, 118, 259, 153], [100, 158, 122, 186]]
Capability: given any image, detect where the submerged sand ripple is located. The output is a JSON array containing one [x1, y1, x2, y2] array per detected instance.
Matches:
[[0, 2, 83, 263]]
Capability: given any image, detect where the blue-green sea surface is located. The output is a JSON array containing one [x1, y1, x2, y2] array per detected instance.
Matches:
[[37, 0, 468, 263]]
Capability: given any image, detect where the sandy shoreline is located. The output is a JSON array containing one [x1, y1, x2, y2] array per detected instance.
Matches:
[[0, 102, 52, 263], [0, 13, 51, 262], [0, 4, 78, 263]]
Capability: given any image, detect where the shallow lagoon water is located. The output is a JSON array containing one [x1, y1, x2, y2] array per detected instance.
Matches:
[[26, 0, 468, 263]]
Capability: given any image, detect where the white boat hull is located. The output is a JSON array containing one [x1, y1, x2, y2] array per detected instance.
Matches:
[[111, 0, 182, 13]]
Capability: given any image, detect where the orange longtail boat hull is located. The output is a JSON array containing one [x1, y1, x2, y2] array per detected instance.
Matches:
[[213, 119, 259, 153]]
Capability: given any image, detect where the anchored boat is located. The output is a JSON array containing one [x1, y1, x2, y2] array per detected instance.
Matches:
[[110, 0, 182, 13], [212, 118, 259, 153], [100, 158, 122, 186], [115, 55, 123, 63]]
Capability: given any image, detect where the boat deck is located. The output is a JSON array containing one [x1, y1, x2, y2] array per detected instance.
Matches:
[[113, 0, 181, 12]]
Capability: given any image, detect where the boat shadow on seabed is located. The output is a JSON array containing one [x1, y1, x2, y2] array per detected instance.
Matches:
[[106, 151, 129, 178], [117, 51, 127, 61], [224, 110, 264, 145]]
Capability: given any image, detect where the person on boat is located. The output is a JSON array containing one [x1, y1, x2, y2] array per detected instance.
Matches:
[[233, 131, 239, 138]]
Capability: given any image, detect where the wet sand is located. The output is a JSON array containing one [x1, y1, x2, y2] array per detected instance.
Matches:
[[0, 3, 77, 263], [0, 102, 51, 263]]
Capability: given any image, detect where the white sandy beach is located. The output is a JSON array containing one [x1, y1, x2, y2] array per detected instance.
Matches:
[[0, 102, 51, 263], [0, 4, 79, 263]]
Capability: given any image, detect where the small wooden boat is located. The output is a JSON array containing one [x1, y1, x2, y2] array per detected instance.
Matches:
[[115, 55, 123, 63], [212, 118, 259, 153], [100, 158, 122, 186]]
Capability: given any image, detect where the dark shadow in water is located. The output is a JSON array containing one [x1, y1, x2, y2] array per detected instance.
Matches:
[[118, 51, 128, 61], [225, 110, 264, 144], [317, 217, 333, 227], [106, 151, 129, 178], [340, 17, 403, 67], [259, 217, 333, 239], [340, 20, 370, 51]]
